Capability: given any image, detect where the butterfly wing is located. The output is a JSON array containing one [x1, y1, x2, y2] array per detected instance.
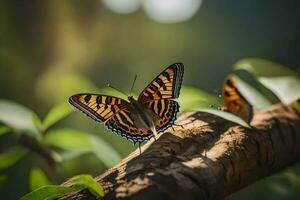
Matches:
[[144, 99, 180, 133], [138, 63, 184, 102], [69, 63, 184, 142], [69, 94, 129, 122], [223, 75, 253, 123], [69, 94, 152, 143], [105, 109, 152, 143], [138, 63, 184, 133]]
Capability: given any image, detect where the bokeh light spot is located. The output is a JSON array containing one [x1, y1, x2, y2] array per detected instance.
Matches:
[[102, 0, 141, 14], [142, 0, 203, 24]]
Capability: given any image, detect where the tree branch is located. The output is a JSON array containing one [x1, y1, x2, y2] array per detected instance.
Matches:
[[59, 101, 300, 200]]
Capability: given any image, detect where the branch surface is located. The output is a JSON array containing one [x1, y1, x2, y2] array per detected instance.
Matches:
[[60, 102, 300, 200]]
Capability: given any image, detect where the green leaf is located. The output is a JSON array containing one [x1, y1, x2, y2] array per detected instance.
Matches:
[[0, 125, 11, 136], [21, 174, 104, 200], [44, 129, 92, 150], [234, 58, 297, 77], [233, 70, 281, 105], [232, 75, 274, 110], [0, 147, 27, 170], [234, 58, 300, 103], [0, 100, 41, 139], [44, 128, 121, 167], [32, 113, 43, 132], [69, 174, 104, 197], [42, 102, 75, 130], [178, 86, 222, 112], [60, 150, 90, 160], [197, 108, 250, 127], [0, 148, 27, 170], [90, 134, 121, 167], [29, 168, 52, 191], [20, 185, 76, 200]]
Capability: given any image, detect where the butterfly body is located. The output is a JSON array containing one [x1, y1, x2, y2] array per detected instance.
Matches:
[[126, 96, 158, 136], [69, 63, 184, 143]]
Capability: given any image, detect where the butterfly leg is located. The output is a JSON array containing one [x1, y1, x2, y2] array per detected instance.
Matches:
[[152, 129, 158, 141], [138, 143, 142, 155], [171, 126, 175, 132]]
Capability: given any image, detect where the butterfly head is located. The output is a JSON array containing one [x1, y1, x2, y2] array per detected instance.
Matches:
[[128, 96, 134, 102]]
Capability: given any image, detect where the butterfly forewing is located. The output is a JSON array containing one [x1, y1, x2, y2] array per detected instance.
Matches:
[[69, 94, 129, 122], [69, 94, 156, 143], [223, 75, 253, 123], [138, 63, 184, 102]]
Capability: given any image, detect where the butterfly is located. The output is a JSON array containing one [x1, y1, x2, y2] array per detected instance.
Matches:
[[222, 74, 253, 123], [69, 63, 184, 144]]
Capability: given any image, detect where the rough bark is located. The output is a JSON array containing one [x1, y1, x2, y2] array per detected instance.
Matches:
[[59, 102, 300, 200]]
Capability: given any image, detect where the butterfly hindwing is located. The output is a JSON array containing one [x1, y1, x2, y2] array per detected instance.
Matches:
[[223, 75, 253, 123], [138, 63, 184, 102], [106, 109, 153, 143], [145, 99, 179, 133]]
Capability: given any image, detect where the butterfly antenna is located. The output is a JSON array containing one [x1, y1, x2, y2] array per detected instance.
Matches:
[[129, 74, 137, 96], [106, 83, 128, 97]]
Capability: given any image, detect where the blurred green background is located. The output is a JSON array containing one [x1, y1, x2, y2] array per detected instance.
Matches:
[[0, 0, 300, 199]]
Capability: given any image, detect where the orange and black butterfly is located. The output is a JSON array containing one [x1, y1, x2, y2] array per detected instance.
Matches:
[[222, 75, 253, 123], [69, 63, 184, 144]]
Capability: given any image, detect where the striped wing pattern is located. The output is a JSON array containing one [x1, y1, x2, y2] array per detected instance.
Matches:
[[69, 94, 128, 122], [69, 63, 184, 144], [69, 94, 154, 143], [146, 99, 179, 133], [223, 75, 253, 123], [106, 110, 152, 143], [138, 63, 184, 102]]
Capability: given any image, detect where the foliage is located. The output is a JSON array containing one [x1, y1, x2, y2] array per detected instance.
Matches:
[[0, 100, 115, 199], [0, 147, 27, 170], [29, 168, 52, 191], [0, 58, 299, 199], [20, 185, 75, 200], [68, 174, 104, 197], [21, 174, 104, 200], [44, 129, 120, 167], [0, 100, 41, 139], [42, 102, 75, 131], [234, 58, 300, 104]]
